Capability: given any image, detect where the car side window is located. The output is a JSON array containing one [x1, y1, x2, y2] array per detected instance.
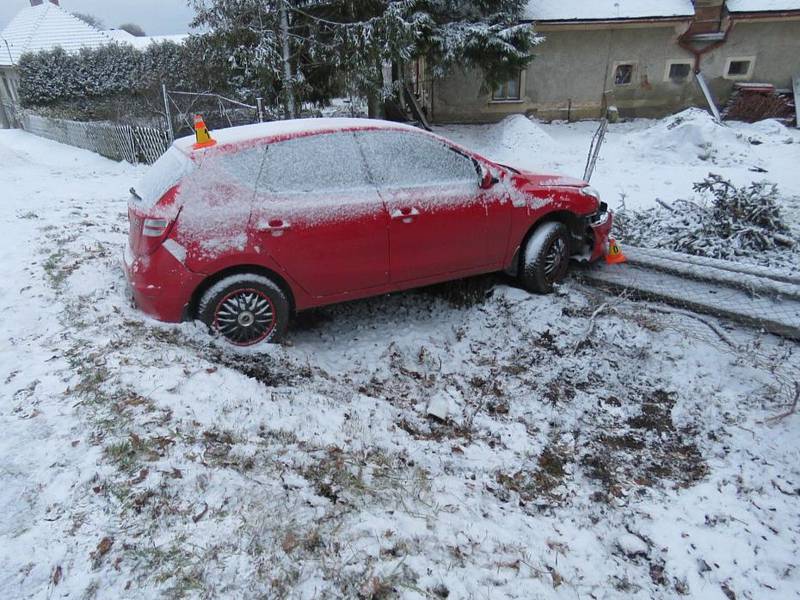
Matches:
[[213, 146, 268, 187], [258, 131, 371, 195], [355, 130, 479, 189]]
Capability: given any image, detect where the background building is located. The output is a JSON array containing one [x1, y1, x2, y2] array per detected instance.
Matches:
[[427, 0, 800, 123]]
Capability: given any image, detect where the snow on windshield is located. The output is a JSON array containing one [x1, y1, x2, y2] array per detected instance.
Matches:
[[135, 146, 196, 208]]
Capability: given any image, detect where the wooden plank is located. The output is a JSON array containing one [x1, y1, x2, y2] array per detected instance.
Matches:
[[793, 74, 800, 128], [403, 83, 432, 131], [624, 246, 800, 287], [579, 264, 800, 340], [696, 71, 722, 123]]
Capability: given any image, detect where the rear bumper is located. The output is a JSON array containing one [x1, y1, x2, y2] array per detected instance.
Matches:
[[123, 243, 203, 323]]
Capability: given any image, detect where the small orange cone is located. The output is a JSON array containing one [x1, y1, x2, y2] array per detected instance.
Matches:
[[605, 238, 627, 265], [192, 114, 216, 149]]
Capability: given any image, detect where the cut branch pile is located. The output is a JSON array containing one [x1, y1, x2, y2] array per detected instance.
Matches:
[[616, 174, 799, 271]]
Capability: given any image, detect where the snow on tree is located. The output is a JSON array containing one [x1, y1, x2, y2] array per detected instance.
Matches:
[[72, 12, 105, 30], [119, 23, 147, 37], [189, 0, 541, 116]]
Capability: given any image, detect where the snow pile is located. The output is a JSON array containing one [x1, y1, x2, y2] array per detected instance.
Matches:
[[629, 108, 753, 167], [475, 114, 558, 167], [617, 173, 800, 271], [744, 117, 795, 142]]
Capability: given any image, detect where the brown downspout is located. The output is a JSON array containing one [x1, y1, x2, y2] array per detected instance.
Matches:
[[678, 19, 735, 74]]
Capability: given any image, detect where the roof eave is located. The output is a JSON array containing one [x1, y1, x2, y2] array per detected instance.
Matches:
[[522, 16, 694, 27], [728, 9, 800, 18]]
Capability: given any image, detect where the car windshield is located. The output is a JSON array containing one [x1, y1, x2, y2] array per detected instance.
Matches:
[[135, 146, 196, 208]]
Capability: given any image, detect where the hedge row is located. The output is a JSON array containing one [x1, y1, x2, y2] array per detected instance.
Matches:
[[17, 39, 231, 107]]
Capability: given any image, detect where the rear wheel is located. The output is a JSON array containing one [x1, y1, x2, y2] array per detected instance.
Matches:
[[519, 222, 571, 294], [198, 275, 289, 345]]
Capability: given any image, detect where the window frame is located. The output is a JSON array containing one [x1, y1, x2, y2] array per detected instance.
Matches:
[[612, 62, 636, 87], [724, 56, 756, 81], [664, 59, 694, 83], [490, 71, 524, 103]]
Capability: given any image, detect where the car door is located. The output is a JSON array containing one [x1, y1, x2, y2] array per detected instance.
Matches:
[[177, 145, 264, 272], [251, 131, 390, 298], [354, 130, 490, 284]]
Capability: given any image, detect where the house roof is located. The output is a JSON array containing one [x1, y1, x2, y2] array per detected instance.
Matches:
[[105, 29, 189, 50], [523, 0, 696, 22], [726, 0, 800, 12], [0, 3, 113, 67]]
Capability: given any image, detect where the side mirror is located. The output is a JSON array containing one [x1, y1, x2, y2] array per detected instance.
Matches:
[[479, 167, 499, 190]]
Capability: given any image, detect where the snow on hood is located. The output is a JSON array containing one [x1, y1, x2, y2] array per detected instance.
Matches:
[[515, 171, 587, 188]]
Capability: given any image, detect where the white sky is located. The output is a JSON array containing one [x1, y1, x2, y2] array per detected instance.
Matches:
[[0, 0, 195, 36]]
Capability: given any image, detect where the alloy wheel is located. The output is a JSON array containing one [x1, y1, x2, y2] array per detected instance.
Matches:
[[213, 288, 276, 346]]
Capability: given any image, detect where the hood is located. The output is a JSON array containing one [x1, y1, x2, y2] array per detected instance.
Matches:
[[511, 170, 588, 189]]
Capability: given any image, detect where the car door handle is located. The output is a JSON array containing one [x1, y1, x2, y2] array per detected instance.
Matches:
[[258, 219, 291, 236], [390, 208, 420, 222]]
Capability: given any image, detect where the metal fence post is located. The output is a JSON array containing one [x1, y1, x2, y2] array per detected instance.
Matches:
[[162, 83, 174, 143]]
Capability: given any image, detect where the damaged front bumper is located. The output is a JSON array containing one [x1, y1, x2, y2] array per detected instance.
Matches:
[[577, 202, 613, 262]]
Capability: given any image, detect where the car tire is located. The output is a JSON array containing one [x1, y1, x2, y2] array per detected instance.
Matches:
[[519, 222, 571, 294], [198, 274, 290, 346]]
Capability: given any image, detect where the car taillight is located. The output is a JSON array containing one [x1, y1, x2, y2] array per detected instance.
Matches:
[[129, 211, 175, 256], [142, 218, 170, 237], [128, 185, 180, 257]]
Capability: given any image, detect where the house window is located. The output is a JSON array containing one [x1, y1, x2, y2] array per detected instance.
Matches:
[[728, 60, 750, 76], [613, 63, 635, 86], [0, 74, 12, 101], [492, 72, 522, 102], [724, 57, 755, 80], [667, 62, 692, 82]]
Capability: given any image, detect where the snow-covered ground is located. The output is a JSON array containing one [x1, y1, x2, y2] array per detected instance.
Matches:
[[1, 120, 799, 599]]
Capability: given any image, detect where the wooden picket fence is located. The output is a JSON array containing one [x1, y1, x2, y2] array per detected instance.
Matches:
[[19, 112, 171, 165]]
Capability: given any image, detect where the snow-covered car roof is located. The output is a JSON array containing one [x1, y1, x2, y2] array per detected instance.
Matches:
[[523, 0, 695, 22], [174, 118, 431, 154], [726, 0, 800, 12]]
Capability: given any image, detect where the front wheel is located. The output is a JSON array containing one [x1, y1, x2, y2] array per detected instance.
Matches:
[[198, 274, 290, 346], [519, 222, 571, 294]]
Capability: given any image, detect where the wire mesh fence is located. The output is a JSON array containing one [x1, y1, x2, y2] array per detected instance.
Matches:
[[164, 89, 263, 139], [18, 112, 171, 165]]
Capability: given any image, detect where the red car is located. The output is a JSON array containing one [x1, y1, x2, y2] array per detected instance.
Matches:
[[124, 118, 612, 346]]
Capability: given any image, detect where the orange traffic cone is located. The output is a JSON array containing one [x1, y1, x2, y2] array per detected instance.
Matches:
[[605, 238, 627, 265], [192, 114, 216, 149]]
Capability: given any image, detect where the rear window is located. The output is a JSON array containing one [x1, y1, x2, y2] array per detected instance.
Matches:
[[135, 146, 196, 207]]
